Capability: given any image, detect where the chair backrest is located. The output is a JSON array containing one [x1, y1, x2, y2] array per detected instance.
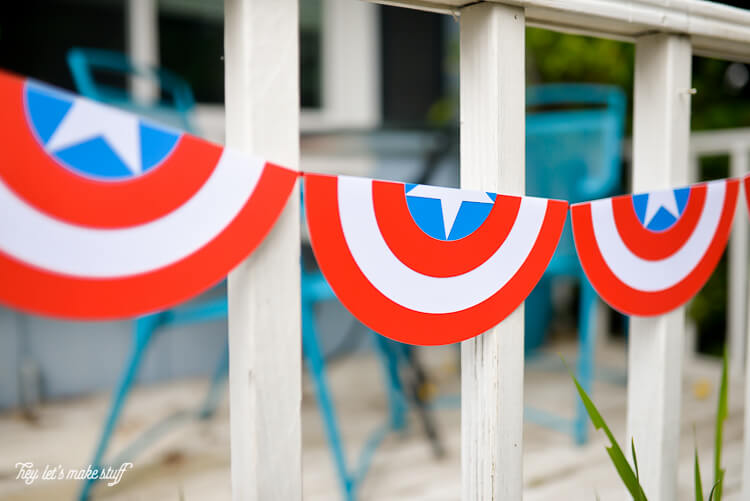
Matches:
[[67, 48, 196, 133], [526, 83, 626, 274]]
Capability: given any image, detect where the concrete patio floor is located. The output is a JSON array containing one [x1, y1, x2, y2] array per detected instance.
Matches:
[[0, 338, 745, 500]]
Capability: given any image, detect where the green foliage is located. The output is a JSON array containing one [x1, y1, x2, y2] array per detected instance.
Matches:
[[695, 431, 704, 501], [443, 25, 750, 139], [631, 438, 643, 498], [708, 483, 720, 501], [526, 28, 634, 90], [564, 359, 647, 500], [525, 28, 750, 136], [692, 57, 750, 131], [713, 350, 729, 501], [567, 350, 729, 501]]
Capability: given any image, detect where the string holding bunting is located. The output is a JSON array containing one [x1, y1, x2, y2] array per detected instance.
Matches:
[[571, 178, 739, 316], [0, 71, 297, 319], [304, 173, 568, 345]]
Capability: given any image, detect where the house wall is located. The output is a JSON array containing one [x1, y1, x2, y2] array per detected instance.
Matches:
[[0, 304, 228, 410]]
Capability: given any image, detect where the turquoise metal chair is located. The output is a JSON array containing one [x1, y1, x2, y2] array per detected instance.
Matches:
[[68, 48, 408, 501], [524, 83, 626, 444], [67, 48, 195, 131]]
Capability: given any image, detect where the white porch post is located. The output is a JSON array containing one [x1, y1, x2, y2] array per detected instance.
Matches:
[[460, 4, 525, 500], [224, 1, 302, 500], [744, 268, 750, 500], [738, 150, 750, 501], [126, 0, 159, 102], [627, 33, 692, 501], [728, 146, 748, 379], [744, 298, 750, 499]]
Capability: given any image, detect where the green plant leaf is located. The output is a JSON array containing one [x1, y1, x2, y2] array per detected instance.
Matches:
[[695, 442, 704, 501], [708, 480, 720, 501], [713, 350, 728, 501], [632, 438, 640, 484], [564, 357, 647, 501]]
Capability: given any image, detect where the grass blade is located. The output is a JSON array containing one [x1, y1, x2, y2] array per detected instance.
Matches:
[[632, 438, 640, 484], [713, 350, 728, 501], [708, 481, 720, 501], [695, 441, 704, 501], [564, 357, 647, 501]]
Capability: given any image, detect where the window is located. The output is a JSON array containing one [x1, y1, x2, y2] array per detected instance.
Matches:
[[0, 0, 125, 91]]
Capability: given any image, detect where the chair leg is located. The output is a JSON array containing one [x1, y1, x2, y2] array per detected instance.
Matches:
[[396, 344, 444, 458], [197, 341, 229, 419], [574, 278, 599, 445], [79, 314, 161, 501], [301, 302, 355, 501], [371, 336, 407, 431]]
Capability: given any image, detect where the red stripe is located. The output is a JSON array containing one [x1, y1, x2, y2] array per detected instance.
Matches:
[[744, 175, 750, 215], [372, 179, 520, 277], [0, 164, 297, 319], [305, 173, 567, 345], [571, 179, 738, 316], [611, 185, 706, 261], [0, 71, 222, 229]]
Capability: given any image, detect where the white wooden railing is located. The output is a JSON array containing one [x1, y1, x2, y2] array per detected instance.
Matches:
[[690, 129, 750, 379], [223, 1, 750, 500], [689, 129, 750, 498]]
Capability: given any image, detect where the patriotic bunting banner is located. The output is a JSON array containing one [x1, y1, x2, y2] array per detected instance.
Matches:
[[0, 71, 297, 319], [1, 71, 747, 336], [304, 173, 568, 345], [571, 179, 739, 316]]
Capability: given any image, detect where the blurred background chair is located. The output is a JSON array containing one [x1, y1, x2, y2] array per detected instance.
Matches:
[[68, 47, 233, 500], [68, 47, 195, 131], [524, 83, 626, 444], [368, 83, 627, 446], [68, 48, 433, 501]]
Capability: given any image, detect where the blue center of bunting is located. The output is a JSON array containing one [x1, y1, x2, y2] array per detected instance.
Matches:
[[404, 183, 496, 241], [25, 81, 180, 181], [632, 187, 690, 232]]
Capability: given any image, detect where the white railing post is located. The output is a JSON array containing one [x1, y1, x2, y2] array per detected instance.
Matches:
[[460, 4, 525, 500], [627, 33, 692, 501], [737, 147, 750, 501], [744, 302, 750, 500], [224, 1, 302, 500], [126, 0, 159, 103], [685, 154, 700, 361], [744, 266, 750, 500], [728, 146, 748, 379]]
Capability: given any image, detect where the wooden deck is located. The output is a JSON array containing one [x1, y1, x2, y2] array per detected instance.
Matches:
[[0, 338, 745, 500]]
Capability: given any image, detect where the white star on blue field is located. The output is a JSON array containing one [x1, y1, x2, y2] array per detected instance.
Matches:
[[632, 187, 690, 231], [25, 81, 180, 181], [404, 183, 496, 241]]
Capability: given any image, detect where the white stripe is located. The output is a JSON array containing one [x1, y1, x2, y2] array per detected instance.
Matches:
[[590, 180, 726, 292], [0, 148, 263, 277], [337, 176, 547, 314]]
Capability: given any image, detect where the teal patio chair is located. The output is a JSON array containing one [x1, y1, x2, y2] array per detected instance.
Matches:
[[68, 48, 412, 501], [524, 83, 626, 444], [67, 48, 195, 131]]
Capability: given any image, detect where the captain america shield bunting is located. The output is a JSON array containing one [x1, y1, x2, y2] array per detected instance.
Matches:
[[0, 71, 297, 319], [571, 179, 739, 316], [304, 173, 568, 345]]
